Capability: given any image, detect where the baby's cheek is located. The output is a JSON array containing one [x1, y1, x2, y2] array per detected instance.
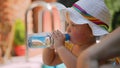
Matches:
[[73, 34, 91, 44], [70, 35, 83, 44], [76, 36, 85, 42]]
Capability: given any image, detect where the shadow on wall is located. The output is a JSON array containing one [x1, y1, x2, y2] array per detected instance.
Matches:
[[58, 0, 78, 7]]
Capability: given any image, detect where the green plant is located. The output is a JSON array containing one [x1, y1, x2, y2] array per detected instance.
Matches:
[[14, 19, 25, 46], [105, 0, 120, 32]]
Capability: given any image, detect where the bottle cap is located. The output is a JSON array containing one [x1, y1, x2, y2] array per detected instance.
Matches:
[[65, 34, 70, 41]]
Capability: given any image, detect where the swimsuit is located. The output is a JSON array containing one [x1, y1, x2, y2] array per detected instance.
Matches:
[[64, 41, 74, 51]]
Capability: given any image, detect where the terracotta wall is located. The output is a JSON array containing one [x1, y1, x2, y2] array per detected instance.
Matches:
[[0, 0, 31, 56], [0, 0, 31, 24], [32, 0, 57, 33]]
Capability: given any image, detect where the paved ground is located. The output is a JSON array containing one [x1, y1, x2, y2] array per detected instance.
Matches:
[[0, 48, 44, 68]]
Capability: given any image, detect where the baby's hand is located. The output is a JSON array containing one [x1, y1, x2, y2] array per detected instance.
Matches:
[[51, 30, 65, 49]]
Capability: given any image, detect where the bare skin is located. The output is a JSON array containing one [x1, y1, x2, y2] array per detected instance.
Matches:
[[43, 15, 96, 68], [77, 27, 120, 68]]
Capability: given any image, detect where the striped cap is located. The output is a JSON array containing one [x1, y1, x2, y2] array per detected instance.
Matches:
[[61, 0, 111, 36]]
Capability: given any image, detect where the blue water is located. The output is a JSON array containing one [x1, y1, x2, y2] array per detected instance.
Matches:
[[42, 63, 66, 68]]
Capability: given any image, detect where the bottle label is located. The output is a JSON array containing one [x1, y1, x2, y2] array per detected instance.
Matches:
[[28, 33, 51, 48]]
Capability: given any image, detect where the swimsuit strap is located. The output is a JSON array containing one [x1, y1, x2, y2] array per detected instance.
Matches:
[[65, 41, 73, 51]]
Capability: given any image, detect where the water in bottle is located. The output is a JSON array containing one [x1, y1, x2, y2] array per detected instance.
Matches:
[[28, 32, 70, 48]]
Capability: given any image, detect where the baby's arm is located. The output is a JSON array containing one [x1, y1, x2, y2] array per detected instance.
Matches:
[[43, 30, 77, 68], [42, 47, 62, 66], [52, 30, 77, 68]]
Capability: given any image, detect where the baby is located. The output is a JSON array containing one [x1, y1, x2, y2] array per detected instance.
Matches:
[[42, 0, 111, 68]]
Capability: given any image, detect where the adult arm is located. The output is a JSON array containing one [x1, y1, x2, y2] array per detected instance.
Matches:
[[77, 27, 120, 68], [100, 64, 120, 68]]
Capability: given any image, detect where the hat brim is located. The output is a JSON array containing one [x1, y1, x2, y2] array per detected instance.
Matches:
[[60, 8, 109, 36]]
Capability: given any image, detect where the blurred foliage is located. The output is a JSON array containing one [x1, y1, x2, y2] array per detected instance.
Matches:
[[14, 19, 25, 45], [105, 0, 120, 32]]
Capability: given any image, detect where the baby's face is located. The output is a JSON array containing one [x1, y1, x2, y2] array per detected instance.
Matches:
[[65, 12, 95, 46], [66, 21, 94, 45]]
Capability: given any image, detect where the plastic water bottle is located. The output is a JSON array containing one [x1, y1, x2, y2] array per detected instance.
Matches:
[[28, 32, 70, 48]]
